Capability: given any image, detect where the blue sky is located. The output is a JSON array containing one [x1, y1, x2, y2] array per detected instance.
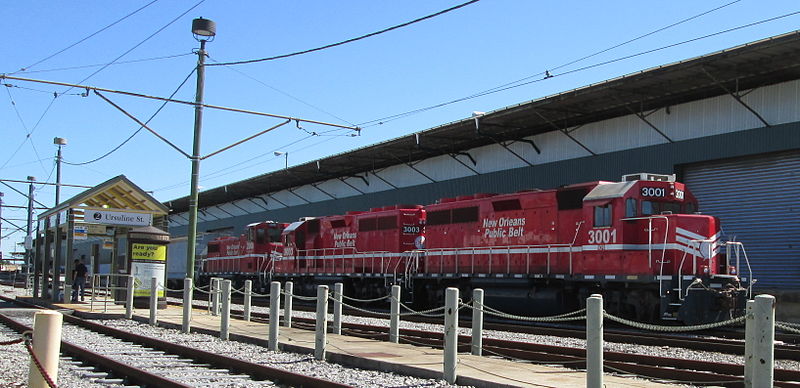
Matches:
[[2, 0, 799, 258]]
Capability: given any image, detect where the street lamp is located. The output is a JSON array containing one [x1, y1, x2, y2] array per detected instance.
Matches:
[[186, 17, 216, 280], [274, 151, 288, 169], [53, 136, 66, 301]]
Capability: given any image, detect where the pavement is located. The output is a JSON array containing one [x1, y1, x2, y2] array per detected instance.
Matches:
[[23, 296, 678, 388]]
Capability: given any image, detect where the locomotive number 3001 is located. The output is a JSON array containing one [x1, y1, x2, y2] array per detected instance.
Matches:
[[588, 229, 617, 244]]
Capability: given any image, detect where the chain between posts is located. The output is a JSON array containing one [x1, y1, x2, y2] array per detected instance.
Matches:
[[604, 312, 745, 332], [462, 302, 588, 322], [341, 294, 391, 303], [337, 299, 393, 317], [777, 323, 800, 334]]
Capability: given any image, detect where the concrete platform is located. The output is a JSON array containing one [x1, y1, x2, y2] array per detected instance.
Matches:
[[45, 298, 676, 388]]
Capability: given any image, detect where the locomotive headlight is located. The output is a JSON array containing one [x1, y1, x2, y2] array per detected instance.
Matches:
[[702, 266, 710, 274]]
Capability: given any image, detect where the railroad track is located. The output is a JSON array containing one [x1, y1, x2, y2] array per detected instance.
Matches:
[[0, 295, 350, 388], [168, 293, 800, 361], [171, 297, 800, 387]]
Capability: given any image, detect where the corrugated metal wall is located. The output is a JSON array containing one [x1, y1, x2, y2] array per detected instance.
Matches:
[[683, 151, 800, 289]]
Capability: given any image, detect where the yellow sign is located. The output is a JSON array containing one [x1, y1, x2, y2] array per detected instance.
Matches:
[[131, 243, 166, 262]]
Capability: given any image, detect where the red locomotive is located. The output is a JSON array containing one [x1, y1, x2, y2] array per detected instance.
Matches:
[[199, 174, 749, 324]]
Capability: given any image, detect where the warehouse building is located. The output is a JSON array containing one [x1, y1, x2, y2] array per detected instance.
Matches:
[[167, 31, 800, 316]]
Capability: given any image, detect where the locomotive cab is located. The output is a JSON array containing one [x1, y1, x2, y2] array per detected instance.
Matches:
[[581, 173, 747, 323]]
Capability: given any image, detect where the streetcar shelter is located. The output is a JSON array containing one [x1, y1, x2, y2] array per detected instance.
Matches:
[[33, 175, 168, 302]]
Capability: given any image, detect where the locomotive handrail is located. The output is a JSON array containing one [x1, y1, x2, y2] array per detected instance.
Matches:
[[725, 241, 754, 299], [677, 239, 714, 301]]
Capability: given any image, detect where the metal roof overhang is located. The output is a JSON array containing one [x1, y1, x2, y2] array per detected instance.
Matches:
[[168, 30, 800, 214], [40, 175, 169, 219]]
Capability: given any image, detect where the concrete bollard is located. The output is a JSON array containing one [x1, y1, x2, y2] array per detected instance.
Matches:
[[744, 299, 755, 387], [444, 287, 459, 384], [751, 294, 775, 386], [333, 283, 343, 335], [243, 280, 252, 322], [211, 278, 220, 316], [471, 288, 484, 356], [182, 278, 192, 334], [315, 285, 329, 361], [269, 281, 280, 351], [284, 281, 293, 328], [125, 275, 134, 319], [390, 285, 400, 343], [586, 294, 604, 388], [149, 277, 158, 326], [28, 310, 63, 388], [220, 280, 232, 340]]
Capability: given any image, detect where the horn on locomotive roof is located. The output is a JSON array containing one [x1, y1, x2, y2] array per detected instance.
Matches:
[[621, 173, 676, 182]]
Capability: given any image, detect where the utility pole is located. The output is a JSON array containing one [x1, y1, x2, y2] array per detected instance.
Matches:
[[53, 137, 66, 302], [186, 17, 216, 280], [25, 176, 35, 290]]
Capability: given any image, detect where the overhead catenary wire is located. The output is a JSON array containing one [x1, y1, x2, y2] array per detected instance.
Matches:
[[16, 53, 194, 75], [209, 56, 357, 127], [357, 6, 800, 128], [0, 74, 360, 131], [208, 0, 481, 67], [64, 68, 197, 166], [10, 0, 162, 74]]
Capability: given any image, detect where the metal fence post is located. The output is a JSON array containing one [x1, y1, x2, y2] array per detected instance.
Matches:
[[586, 294, 604, 388], [182, 278, 192, 334], [149, 277, 158, 326], [744, 299, 755, 387], [471, 288, 484, 356], [125, 275, 134, 319], [390, 284, 400, 343], [220, 280, 231, 340], [269, 281, 280, 351], [284, 281, 293, 328], [27, 310, 62, 388], [315, 285, 329, 361], [243, 279, 252, 322], [444, 287, 458, 384], [211, 277, 220, 316], [752, 294, 775, 387], [333, 282, 343, 335]]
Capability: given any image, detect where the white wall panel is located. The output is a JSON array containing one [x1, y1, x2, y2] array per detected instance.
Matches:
[[376, 163, 437, 188], [315, 179, 361, 198], [217, 203, 248, 217], [232, 199, 265, 213], [573, 113, 668, 154], [253, 195, 279, 210], [353, 172, 395, 194], [414, 154, 475, 182], [525, 129, 591, 164], [270, 191, 304, 208], [290, 186, 328, 203], [203, 207, 229, 220]]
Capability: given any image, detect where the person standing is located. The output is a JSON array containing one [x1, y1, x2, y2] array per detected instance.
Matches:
[[71, 259, 88, 302]]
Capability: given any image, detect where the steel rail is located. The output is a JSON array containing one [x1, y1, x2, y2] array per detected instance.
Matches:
[[0, 312, 192, 388], [0, 295, 353, 388]]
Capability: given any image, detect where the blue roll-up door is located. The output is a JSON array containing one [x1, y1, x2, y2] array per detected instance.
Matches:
[[683, 151, 800, 290]]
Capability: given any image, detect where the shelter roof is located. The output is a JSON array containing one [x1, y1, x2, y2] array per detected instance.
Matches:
[[168, 30, 800, 214], [40, 175, 169, 219]]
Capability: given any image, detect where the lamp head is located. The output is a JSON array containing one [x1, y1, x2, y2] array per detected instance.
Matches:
[[192, 17, 216, 41], [53, 137, 67, 146]]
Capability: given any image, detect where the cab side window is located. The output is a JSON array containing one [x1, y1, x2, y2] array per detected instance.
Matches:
[[594, 204, 613, 227], [625, 198, 637, 218]]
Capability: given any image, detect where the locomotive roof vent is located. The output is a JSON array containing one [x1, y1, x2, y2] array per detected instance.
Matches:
[[621, 173, 676, 182]]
